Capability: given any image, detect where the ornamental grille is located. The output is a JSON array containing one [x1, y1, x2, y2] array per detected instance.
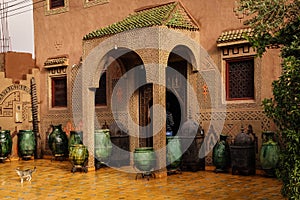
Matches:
[[227, 59, 254, 100]]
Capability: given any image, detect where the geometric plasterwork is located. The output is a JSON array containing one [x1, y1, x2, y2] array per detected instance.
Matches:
[[199, 110, 270, 130], [0, 69, 40, 158], [0, 85, 31, 123], [221, 45, 253, 57], [198, 70, 215, 109], [200, 110, 270, 166]]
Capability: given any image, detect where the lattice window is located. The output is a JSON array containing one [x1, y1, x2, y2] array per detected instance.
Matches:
[[52, 76, 67, 107], [95, 72, 107, 106], [226, 58, 254, 100]]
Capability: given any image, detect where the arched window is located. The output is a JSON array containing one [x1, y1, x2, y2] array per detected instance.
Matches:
[[95, 72, 107, 106]]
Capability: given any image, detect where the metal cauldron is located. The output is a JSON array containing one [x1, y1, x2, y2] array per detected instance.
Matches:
[[230, 125, 256, 175]]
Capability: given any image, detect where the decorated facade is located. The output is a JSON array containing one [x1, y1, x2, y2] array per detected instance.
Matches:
[[0, 0, 281, 175]]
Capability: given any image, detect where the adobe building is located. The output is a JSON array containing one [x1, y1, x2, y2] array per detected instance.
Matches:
[[0, 52, 40, 158], [31, 0, 281, 174]]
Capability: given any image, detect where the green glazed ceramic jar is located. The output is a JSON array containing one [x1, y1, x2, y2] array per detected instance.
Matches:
[[213, 134, 230, 172], [69, 144, 88, 166], [18, 130, 36, 159], [134, 147, 156, 172], [260, 131, 279, 176], [0, 130, 12, 161], [166, 136, 182, 170], [48, 124, 69, 157], [94, 129, 112, 164], [69, 131, 83, 150]]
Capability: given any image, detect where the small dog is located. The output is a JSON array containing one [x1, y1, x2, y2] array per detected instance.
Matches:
[[15, 167, 36, 183]]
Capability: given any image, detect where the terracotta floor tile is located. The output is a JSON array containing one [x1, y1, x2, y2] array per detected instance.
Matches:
[[0, 159, 286, 199]]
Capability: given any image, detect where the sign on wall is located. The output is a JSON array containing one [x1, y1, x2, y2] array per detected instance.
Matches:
[[0, 84, 32, 123]]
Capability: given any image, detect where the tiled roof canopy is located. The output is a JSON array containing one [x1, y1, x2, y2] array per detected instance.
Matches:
[[217, 28, 253, 46], [44, 55, 69, 68], [83, 1, 199, 40]]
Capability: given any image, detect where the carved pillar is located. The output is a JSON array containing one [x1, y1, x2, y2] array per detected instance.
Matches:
[[143, 49, 169, 178], [82, 74, 96, 171], [152, 82, 167, 177]]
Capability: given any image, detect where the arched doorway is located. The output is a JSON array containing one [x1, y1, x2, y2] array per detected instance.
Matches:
[[94, 48, 146, 167], [166, 50, 189, 130]]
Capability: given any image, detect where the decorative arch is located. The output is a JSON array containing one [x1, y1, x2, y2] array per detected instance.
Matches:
[[77, 27, 213, 170], [82, 27, 204, 90], [168, 45, 198, 71]]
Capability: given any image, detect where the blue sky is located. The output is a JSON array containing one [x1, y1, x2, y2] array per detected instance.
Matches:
[[4, 0, 34, 57]]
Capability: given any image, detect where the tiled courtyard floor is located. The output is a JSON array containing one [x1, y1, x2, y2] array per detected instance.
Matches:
[[0, 159, 285, 200]]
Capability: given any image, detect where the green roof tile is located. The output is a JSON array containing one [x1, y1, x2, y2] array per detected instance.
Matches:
[[83, 1, 199, 40], [44, 56, 69, 67], [217, 28, 253, 44], [44, 59, 63, 66]]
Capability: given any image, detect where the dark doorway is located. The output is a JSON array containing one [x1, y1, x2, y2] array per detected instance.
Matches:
[[166, 90, 181, 135]]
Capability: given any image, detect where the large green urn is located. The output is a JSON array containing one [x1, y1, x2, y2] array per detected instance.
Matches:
[[213, 134, 230, 172], [69, 144, 89, 173], [18, 130, 36, 159], [260, 131, 280, 177], [48, 124, 69, 158], [0, 130, 12, 161], [166, 136, 182, 171], [134, 147, 156, 172], [94, 129, 112, 167]]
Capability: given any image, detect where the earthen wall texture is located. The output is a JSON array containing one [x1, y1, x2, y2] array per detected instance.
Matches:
[[1, 52, 35, 82]]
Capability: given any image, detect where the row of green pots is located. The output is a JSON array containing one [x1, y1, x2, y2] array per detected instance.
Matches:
[[70, 128, 181, 172], [1, 128, 69, 161], [213, 131, 280, 176], [48, 125, 84, 156], [31, 124, 182, 172], [0, 126, 181, 173], [0, 129, 36, 161], [48, 125, 115, 170]]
